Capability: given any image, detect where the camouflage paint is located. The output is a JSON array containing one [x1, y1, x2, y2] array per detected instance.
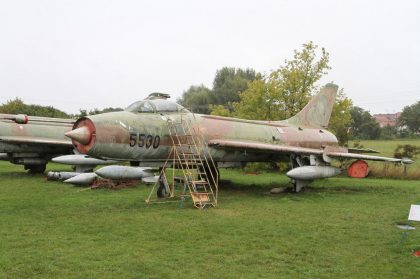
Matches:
[[68, 85, 339, 165], [0, 114, 73, 168]]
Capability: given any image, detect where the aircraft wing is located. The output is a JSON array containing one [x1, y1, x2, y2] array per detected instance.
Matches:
[[208, 139, 413, 164], [324, 151, 410, 163], [0, 136, 73, 147], [347, 147, 379, 154], [208, 139, 324, 155]]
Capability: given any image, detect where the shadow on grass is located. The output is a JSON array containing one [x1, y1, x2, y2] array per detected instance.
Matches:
[[0, 171, 45, 179], [219, 179, 289, 192], [219, 178, 398, 197]]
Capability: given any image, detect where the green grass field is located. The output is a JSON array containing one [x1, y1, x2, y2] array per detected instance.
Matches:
[[1, 161, 420, 278]]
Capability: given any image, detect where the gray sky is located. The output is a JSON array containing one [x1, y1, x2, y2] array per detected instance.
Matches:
[[0, 0, 418, 115]]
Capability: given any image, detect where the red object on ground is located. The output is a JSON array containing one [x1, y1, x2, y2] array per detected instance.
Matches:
[[347, 160, 370, 178], [412, 250, 420, 257]]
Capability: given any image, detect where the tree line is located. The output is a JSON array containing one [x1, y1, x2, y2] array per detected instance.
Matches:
[[179, 42, 419, 143], [0, 98, 122, 119], [1, 42, 418, 143], [180, 42, 352, 143]]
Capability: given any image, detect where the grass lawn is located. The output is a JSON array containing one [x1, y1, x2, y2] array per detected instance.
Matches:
[[1, 161, 420, 278]]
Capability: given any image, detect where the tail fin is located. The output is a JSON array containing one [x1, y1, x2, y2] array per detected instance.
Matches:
[[284, 83, 338, 128]]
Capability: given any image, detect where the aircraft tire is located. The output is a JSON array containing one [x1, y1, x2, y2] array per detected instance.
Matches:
[[26, 164, 46, 174], [157, 179, 169, 198], [157, 184, 167, 198]]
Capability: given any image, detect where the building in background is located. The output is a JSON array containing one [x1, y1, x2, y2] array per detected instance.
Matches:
[[373, 113, 401, 127]]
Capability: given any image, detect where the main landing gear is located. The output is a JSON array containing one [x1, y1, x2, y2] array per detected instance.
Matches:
[[291, 179, 311, 193], [24, 163, 46, 174]]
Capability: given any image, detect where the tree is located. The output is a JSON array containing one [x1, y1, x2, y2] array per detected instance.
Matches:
[[178, 67, 257, 114], [76, 109, 88, 118], [209, 42, 352, 144], [72, 107, 123, 118], [0, 98, 25, 114], [209, 104, 231, 117], [178, 85, 212, 114], [399, 101, 420, 134], [211, 67, 257, 106], [349, 106, 381, 139], [231, 77, 285, 120], [88, 107, 123, 115], [223, 41, 331, 120], [0, 98, 70, 118], [394, 144, 420, 159], [380, 125, 398, 140]]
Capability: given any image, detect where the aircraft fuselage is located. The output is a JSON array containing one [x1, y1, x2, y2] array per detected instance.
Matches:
[[70, 110, 338, 166]]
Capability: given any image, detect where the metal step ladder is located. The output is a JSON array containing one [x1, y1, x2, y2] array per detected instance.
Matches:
[[146, 116, 218, 209]]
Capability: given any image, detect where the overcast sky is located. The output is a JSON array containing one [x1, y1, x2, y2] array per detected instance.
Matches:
[[0, 0, 418, 115]]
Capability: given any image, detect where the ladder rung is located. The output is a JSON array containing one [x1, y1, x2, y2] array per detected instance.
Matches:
[[191, 180, 209, 184], [165, 119, 218, 208], [181, 153, 200, 156], [181, 162, 200, 165], [191, 192, 210, 202], [173, 176, 185, 182]]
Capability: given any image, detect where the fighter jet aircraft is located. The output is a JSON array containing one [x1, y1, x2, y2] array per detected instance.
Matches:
[[65, 84, 412, 193], [0, 113, 74, 173]]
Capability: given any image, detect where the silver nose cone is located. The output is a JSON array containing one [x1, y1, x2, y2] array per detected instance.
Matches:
[[65, 127, 91, 144]]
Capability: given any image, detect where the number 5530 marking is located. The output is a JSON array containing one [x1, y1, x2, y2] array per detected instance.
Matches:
[[129, 133, 160, 149]]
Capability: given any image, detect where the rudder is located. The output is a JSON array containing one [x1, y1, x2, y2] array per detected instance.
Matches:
[[284, 83, 338, 128]]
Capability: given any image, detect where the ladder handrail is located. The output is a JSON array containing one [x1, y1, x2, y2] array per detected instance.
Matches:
[[169, 117, 217, 208], [168, 121, 209, 208], [147, 114, 218, 209], [179, 121, 218, 204]]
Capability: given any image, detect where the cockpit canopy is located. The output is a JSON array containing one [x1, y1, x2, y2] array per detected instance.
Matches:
[[125, 99, 188, 113]]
